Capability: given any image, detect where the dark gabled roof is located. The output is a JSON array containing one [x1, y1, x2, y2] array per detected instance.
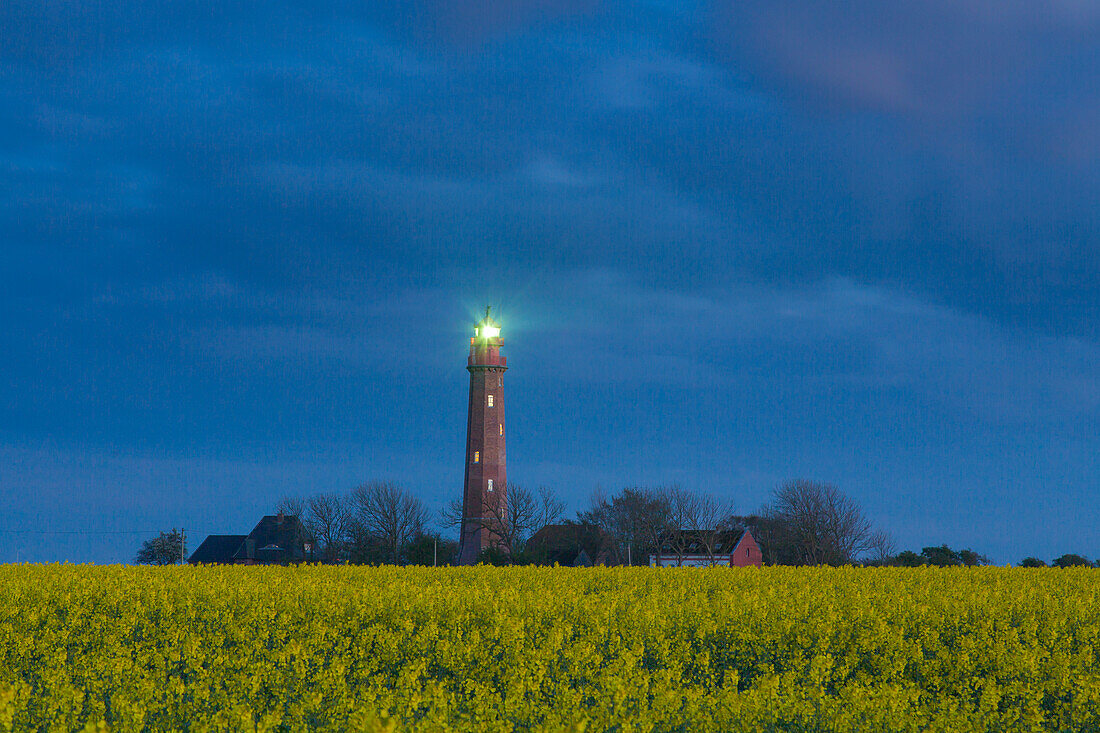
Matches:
[[188, 535, 246, 564], [527, 524, 587, 552], [656, 528, 754, 555], [526, 523, 618, 566], [232, 514, 308, 563]]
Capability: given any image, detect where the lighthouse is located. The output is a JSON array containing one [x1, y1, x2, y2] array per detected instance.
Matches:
[[458, 307, 508, 564]]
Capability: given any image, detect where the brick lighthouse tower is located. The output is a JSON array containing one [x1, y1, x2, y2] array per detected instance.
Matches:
[[458, 307, 508, 564]]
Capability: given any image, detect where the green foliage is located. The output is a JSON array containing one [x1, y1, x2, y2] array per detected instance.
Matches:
[[958, 548, 990, 566], [134, 529, 186, 565], [921, 545, 962, 567], [894, 550, 924, 567], [402, 533, 458, 566], [476, 546, 515, 566], [1052, 553, 1091, 568], [1019, 557, 1048, 567]]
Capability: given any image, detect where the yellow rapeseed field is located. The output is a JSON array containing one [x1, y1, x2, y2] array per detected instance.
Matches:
[[0, 565, 1098, 732]]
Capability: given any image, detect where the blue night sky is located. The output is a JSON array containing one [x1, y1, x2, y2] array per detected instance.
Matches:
[[1, 1, 1097, 564]]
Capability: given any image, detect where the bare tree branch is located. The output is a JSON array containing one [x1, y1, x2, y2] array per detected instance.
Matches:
[[306, 492, 350, 562], [866, 530, 897, 564], [351, 481, 429, 564], [579, 487, 671, 565], [275, 495, 306, 519], [661, 486, 694, 565], [455, 483, 567, 555], [682, 491, 736, 564], [535, 486, 566, 532], [764, 480, 873, 565], [440, 497, 464, 531]]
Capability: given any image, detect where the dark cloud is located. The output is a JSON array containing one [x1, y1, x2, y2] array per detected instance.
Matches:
[[1, 0, 1097, 562], [704, 0, 1100, 334]]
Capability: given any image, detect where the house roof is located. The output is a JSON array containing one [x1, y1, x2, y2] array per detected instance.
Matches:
[[187, 534, 246, 564], [527, 523, 588, 552], [656, 528, 756, 555], [525, 523, 620, 566], [232, 514, 308, 562]]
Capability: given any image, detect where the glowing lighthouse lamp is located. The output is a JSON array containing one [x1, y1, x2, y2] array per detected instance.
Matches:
[[476, 324, 500, 339], [458, 307, 509, 564]]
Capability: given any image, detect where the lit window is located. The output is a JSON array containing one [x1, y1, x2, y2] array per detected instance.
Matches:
[[487, 394, 494, 407], [499, 424, 503, 436], [487, 479, 494, 492], [474, 451, 479, 463]]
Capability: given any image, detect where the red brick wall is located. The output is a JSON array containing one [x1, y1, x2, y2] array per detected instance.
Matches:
[[459, 336, 508, 564], [730, 531, 763, 567]]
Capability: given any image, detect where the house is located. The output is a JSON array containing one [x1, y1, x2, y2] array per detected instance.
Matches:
[[648, 528, 763, 567], [526, 523, 615, 566], [187, 513, 312, 565], [188, 534, 247, 564]]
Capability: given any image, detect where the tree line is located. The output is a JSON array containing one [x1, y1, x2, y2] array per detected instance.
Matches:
[[273, 478, 909, 567], [274, 482, 438, 565], [137, 478, 1096, 567]]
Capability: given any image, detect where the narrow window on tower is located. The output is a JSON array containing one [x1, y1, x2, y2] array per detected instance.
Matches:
[[487, 394, 494, 407], [499, 424, 503, 436], [473, 451, 479, 463], [487, 479, 494, 492]]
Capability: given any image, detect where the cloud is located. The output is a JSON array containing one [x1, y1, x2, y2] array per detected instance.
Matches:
[[499, 270, 1100, 427], [709, 1, 1100, 117], [0, 0, 1097, 564], [4, 0, 1097, 341]]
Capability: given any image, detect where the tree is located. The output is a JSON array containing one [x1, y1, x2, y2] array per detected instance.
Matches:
[[403, 532, 459, 566], [351, 481, 429, 564], [440, 497, 464, 533], [534, 486, 567, 537], [502, 484, 566, 551], [894, 550, 924, 567], [135, 529, 187, 565], [958, 548, 991, 567], [735, 513, 792, 566], [579, 487, 671, 565], [275, 495, 306, 518], [1019, 557, 1047, 567], [445, 484, 566, 557], [763, 480, 873, 565], [306, 493, 350, 562], [659, 486, 694, 566], [866, 531, 897, 564], [1052, 553, 1091, 568], [680, 489, 736, 565], [921, 545, 962, 567]]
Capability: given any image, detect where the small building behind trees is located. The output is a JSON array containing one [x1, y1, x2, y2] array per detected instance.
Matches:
[[526, 523, 613, 566], [649, 529, 763, 568], [188, 514, 311, 565]]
